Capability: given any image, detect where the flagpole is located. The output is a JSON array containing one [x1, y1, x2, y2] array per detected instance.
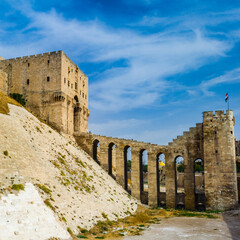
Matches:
[[228, 97, 229, 111]]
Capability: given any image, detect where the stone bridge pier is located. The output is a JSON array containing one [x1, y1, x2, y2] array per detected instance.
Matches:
[[74, 110, 238, 211]]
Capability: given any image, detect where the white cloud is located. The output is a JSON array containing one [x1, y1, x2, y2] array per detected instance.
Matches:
[[0, 0, 237, 112], [200, 68, 240, 95]]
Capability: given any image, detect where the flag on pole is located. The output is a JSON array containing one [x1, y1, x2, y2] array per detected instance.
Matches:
[[225, 92, 229, 102]]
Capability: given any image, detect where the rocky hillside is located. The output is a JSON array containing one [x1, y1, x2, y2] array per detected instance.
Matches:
[[0, 95, 138, 240]]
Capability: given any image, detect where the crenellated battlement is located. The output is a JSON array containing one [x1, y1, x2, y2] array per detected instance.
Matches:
[[1, 51, 62, 63], [203, 110, 233, 119]]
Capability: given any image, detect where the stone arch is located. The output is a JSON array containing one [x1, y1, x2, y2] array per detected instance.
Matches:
[[74, 95, 79, 103], [194, 158, 205, 210], [140, 149, 148, 204], [124, 145, 131, 193], [92, 139, 100, 165], [156, 152, 166, 206], [73, 95, 80, 132], [175, 155, 185, 209], [108, 142, 116, 179]]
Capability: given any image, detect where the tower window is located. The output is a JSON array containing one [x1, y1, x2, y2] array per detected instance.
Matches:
[[71, 84, 73, 88], [68, 81, 70, 87], [47, 76, 50, 82], [28, 63, 30, 67], [82, 93, 84, 98], [27, 79, 30, 85], [48, 60, 50, 64], [75, 82, 77, 90]]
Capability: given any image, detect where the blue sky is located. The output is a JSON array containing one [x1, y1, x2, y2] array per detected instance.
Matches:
[[1, 0, 240, 145]]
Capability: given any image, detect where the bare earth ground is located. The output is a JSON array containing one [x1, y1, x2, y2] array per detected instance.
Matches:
[[123, 213, 240, 240]]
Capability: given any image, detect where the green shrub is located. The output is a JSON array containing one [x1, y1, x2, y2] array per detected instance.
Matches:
[[194, 163, 204, 172], [101, 212, 108, 219], [44, 199, 55, 212], [11, 184, 24, 191], [3, 150, 8, 156], [9, 93, 26, 106], [177, 162, 184, 172], [67, 227, 73, 236], [36, 184, 52, 195]]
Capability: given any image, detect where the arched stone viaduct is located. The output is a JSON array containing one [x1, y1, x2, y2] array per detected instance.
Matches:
[[74, 110, 238, 211]]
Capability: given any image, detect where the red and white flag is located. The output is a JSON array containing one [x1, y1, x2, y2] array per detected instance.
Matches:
[[225, 93, 229, 102]]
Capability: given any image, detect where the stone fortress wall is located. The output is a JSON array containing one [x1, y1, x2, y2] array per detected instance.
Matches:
[[0, 51, 238, 211], [75, 110, 239, 211], [0, 51, 89, 135], [0, 56, 7, 94]]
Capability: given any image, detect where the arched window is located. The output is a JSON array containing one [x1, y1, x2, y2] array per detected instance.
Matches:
[[175, 156, 185, 209], [124, 146, 131, 193], [195, 158, 205, 210], [108, 143, 116, 179], [157, 153, 166, 206], [92, 139, 100, 165], [140, 149, 148, 204]]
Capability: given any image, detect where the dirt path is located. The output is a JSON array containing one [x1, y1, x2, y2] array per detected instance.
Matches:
[[123, 215, 240, 240]]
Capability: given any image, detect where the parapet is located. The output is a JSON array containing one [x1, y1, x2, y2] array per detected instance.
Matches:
[[1, 51, 63, 63], [203, 110, 234, 122]]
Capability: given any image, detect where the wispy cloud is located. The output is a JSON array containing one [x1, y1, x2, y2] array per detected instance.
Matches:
[[1, 0, 240, 143], [135, 8, 240, 28], [0, 1, 233, 112], [200, 67, 240, 96]]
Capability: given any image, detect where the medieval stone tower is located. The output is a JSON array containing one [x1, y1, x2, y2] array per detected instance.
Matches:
[[203, 110, 238, 210], [0, 51, 90, 135]]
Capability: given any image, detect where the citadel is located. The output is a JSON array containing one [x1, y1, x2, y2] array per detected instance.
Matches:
[[0, 51, 239, 211]]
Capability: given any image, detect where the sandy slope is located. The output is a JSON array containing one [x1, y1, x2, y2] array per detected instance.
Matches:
[[0, 104, 138, 237]]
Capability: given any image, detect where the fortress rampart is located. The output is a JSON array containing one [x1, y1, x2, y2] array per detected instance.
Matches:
[[75, 110, 238, 211]]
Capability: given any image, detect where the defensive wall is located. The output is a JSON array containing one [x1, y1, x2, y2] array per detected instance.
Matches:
[[75, 110, 239, 211], [0, 68, 7, 94]]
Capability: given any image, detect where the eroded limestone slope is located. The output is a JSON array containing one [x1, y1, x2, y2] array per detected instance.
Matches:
[[0, 103, 138, 238]]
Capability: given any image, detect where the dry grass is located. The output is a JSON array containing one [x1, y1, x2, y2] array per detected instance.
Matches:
[[0, 92, 9, 114], [72, 205, 219, 240], [0, 91, 24, 115], [7, 95, 23, 107]]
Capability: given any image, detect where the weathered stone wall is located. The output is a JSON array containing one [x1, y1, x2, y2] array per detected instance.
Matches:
[[61, 52, 89, 135], [74, 110, 238, 211], [203, 111, 238, 210], [237, 173, 240, 203], [0, 69, 7, 94], [0, 51, 90, 135]]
